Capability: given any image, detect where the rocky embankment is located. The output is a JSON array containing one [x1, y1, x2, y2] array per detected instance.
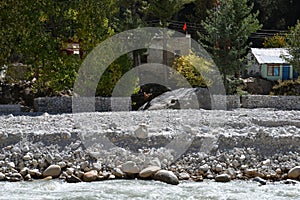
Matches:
[[0, 109, 299, 185]]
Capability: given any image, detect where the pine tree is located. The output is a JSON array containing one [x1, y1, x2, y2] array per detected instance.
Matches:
[[200, 0, 261, 90], [284, 20, 300, 73]]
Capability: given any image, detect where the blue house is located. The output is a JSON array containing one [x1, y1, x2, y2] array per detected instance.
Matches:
[[248, 48, 297, 81]]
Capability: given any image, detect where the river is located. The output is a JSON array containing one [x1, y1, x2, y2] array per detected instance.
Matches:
[[0, 179, 299, 200]]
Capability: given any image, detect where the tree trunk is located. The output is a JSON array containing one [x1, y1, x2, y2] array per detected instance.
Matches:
[[133, 50, 140, 67]]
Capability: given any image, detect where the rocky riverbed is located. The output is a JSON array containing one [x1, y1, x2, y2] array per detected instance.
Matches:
[[0, 109, 299, 185]]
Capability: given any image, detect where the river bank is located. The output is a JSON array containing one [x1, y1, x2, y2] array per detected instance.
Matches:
[[0, 109, 299, 185]]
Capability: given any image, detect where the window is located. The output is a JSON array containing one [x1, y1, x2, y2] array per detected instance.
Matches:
[[267, 65, 280, 76]]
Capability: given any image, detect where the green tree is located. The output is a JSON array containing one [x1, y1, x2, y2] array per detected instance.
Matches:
[[284, 20, 300, 73], [178, 0, 215, 25], [96, 55, 133, 97], [113, 0, 149, 67], [200, 0, 261, 91], [148, 0, 194, 24], [249, 0, 299, 30], [0, 0, 119, 96]]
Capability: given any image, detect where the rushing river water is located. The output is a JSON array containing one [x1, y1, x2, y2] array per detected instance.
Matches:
[[0, 179, 299, 200]]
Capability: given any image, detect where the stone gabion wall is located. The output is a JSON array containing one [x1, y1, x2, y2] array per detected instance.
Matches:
[[241, 95, 300, 110], [212, 95, 240, 110], [0, 104, 21, 113], [34, 97, 132, 113], [34, 97, 72, 113], [33, 95, 300, 114]]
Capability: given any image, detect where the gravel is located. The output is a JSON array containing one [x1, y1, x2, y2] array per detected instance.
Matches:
[[0, 108, 299, 184]]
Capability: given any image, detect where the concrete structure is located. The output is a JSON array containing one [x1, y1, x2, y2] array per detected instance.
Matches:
[[248, 48, 296, 81], [146, 34, 191, 66]]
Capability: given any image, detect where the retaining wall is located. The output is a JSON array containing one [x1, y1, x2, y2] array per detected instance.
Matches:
[[34, 97, 132, 113], [32, 95, 300, 113], [0, 104, 21, 113], [241, 95, 300, 110]]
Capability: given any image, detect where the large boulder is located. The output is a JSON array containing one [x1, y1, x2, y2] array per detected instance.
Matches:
[[140, 87, 211, 110], [82, 170, 98, 182], [139, 166, 161, 178], [120, 161, 140, 174], [43, 165, 61, 178], [288, 166, 300, 179], [153, 170, 179, 185], [215, 174, 231, 182]]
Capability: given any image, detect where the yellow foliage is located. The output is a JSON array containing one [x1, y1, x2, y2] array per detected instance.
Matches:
[[171, 53, 213, 88], [263, 33, 287, 48]]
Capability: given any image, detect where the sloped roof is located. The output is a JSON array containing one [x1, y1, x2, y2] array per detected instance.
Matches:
[[251, 48, 291, 64]]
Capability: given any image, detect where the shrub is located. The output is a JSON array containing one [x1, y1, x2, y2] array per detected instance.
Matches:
[[171, 53, 213, 88], [272, 78, 300, 95]]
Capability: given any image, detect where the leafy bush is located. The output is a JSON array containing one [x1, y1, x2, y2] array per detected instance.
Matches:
[[26, 54, 81, 96], [171, 53, 212, 88], [263, 33, 287, 48], [226, 77, 245, 95], [272, 78, 300, 95]]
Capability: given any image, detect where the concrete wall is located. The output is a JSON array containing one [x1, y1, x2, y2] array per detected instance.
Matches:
[[147, 35, 191, 66]]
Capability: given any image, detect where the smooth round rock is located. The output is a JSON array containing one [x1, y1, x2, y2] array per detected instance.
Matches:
[[57, 161, 67, 168], [66, 168, 75, 175], [288, 166, 300, 179], [215, 164, 223, 172], [43, 176, 53, 180], [215, 174, 231, 182], [121, 161, 140, 174], [199, 164, 210, 172], [139, 166, 161, 178], [178, 172, 190, 180], [244, 169, 257, 178], [153, 170, 179, 185], [82, 170, 98, 182], [134, 124, 148, 139], [43, 165, 61, 178]]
